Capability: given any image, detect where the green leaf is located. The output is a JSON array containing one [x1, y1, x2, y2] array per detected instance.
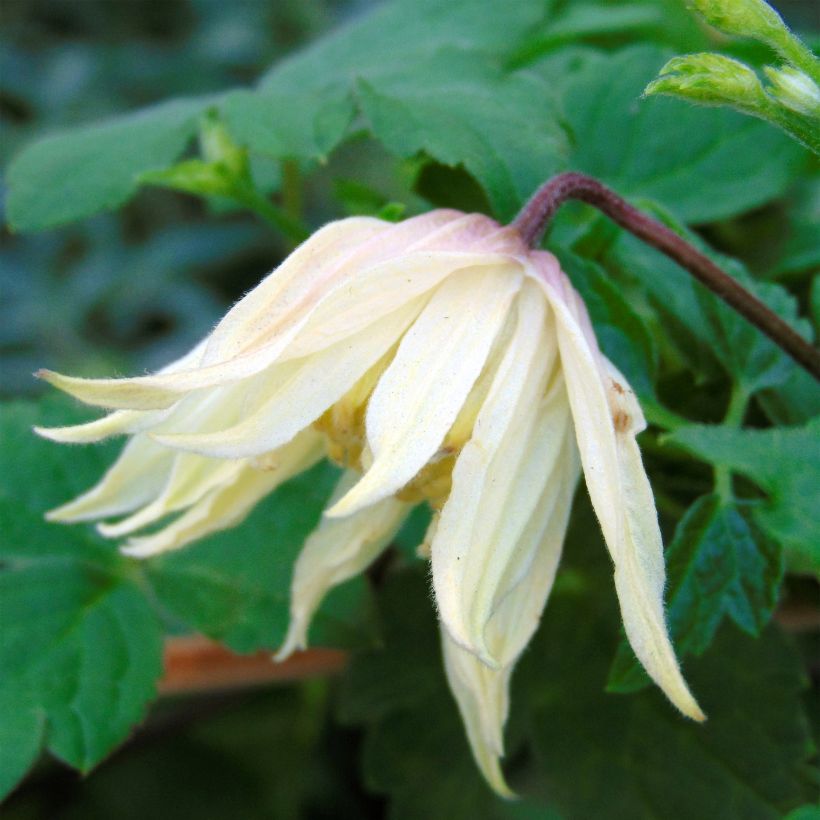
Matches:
[[0, 691, 43, 801], [145, 459, 376, 654], [526, 596, 817, 819], [667, 421, 820, 572], [338, 568, 558, 820], [222, 87, 354, 163], [785, 807, 820, 820], [6, 97, 211, 232], [0, 400, 164, 797], [692, 270, 813, 396], [556, 46, 806, 222], [608, 494, 783, 693], [600, 201, 814, 396], [356, 51, 568, 220], [229, 0, 567, 219]]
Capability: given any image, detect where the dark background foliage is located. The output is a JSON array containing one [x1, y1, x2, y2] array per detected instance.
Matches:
[[1, 1, 818, 817]]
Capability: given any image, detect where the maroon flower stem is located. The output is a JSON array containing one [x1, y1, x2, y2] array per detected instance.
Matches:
[[512, 172, 820, 382]]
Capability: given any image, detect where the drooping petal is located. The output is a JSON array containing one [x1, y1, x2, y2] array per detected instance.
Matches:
[[480, 426, 579, 666], [328, 265, 522, 518], [440, 429, 579, 801], [34, 408, 169, 444], [33, 338, 210, 441], [281, 251, 518, 361], [121, 429, 325, 558], [440, 629, 514, 799], [430, 281, 556, 663], [45, 437, 174, 522], [607, 364, 705, 722], [153, 298, 426, 459], [533, 255, 703, 721], [276, 471, 409, 660], [97, 454, 241, 538], [201, 217, 391, 365]]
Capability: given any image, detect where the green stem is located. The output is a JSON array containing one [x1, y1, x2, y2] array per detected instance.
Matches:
[[714, 383, 748, 503], [281, 160, 303, 224], [237, 187, 310, 245], [756, 97, 820, 156], [643, 399, 689, 432]]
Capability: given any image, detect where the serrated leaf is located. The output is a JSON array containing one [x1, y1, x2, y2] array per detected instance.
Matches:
[[667, 421, 820, 572], [602, 201, 815, 396], [555, 46, 805, 223], [228, 0, 567, 217], [608, 494, 783, 693], [222, 87, 355, 163], [6, 97, 212, 232], [693, 272, 813, 396], [356, 51, 568, 220], [0, 400, 164, 798], [524, 592, 817, 819], [145, 459, 377, 654]]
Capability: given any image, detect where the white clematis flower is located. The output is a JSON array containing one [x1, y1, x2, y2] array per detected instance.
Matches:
[[36, 209, 703, 796]]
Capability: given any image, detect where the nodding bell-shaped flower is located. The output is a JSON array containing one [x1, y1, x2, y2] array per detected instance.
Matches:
[[36, 209, 704, 796]]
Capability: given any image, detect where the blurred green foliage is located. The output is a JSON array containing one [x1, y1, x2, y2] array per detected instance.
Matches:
[[1, 0, 818, 817]]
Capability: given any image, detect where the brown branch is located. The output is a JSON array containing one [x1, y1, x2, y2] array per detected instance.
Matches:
[[512, 172, 820, 382], [159, 635, 347, 696]]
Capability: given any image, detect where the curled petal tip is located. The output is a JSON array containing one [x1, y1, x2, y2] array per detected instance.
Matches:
[[484, 765, 516, 800], [273, 629, 307, 663], [684, 699, 707, 723], [119, 540, 158, 559]]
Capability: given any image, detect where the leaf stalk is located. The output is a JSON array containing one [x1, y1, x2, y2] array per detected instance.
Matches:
[[512, 172, 820, 382]]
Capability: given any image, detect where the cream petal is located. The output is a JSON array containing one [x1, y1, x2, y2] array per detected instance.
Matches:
[[45, 436, 173, 522], [35, 319, 311, 411], [36, 254, 507, 412], [535, 261, 703, 720], [33, 338, 210, 440], [35, 217, 523, 413], [201, 217, 390, 365], [440, 432, 579, 801], [441, 629, 514, 799], [613, 407, 705, 722], [34, 408, 164, 444], [276, 471, 409, 660], [328, 265, 522, 518], [481, 428, 579, 667], [154, 298, 425, 459], [430, 281, 556, 662], [122, 429, 325, 558], [280, 251, 517, 360], [202, 211, 469, 367], [97, 455, 242, 538]]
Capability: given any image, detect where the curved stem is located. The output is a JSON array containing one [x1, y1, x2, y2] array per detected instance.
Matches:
[[512, 172, 820, 382]]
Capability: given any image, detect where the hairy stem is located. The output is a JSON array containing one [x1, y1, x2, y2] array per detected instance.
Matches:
[[714, 383, 748, 502], [512, 172, 820, 382]]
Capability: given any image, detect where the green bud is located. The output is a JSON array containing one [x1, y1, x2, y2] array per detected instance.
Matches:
[[645, 53, 767, 110], [690, 0, 820, 87], [690, 0, 786, 44], [764, 65, 820, 115], [199, 112, 249, 179], [139, 159, 238, 199]]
